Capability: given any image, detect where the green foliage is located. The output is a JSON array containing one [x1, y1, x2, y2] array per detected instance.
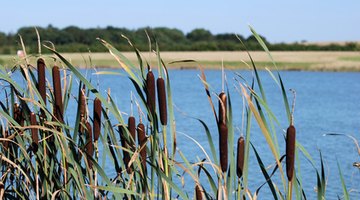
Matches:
[[0, 29, 356, 199], [1, 25, 358, 53]]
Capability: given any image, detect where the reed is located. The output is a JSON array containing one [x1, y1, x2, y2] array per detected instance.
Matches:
[[146, 70, 156, 119], [236, 136, 245, 178], [93, 97, 101, 141], [52, 66, 63, 123], [157, 77, 167, 126]]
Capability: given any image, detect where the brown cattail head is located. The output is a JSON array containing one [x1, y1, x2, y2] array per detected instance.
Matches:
[[93, 97, 102, 142], [52, 66, 63, 123], [146, 70, 156, 119], [30, 112, 39, 153], [218, 122, 228, 173], [157, 77, 167, 126], [218, 92, 227, 125], [119, 125, 131, 174], [79, 85, 86, 133], [236, 136, 245, 178], [37, 58, 46, 104], [13, 103, 24, 126], [85, 121, 94, 168], [128, 116, 136, 148], [195, 185, 203, 200], [137, 122, 147, 171], [286, 125, 296, 181]]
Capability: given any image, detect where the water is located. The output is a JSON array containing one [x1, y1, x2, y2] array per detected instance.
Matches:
[[2, 68, 360, 199]]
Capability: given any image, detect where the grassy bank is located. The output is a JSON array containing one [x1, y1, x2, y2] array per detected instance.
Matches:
[[1, 51, 360, 71]]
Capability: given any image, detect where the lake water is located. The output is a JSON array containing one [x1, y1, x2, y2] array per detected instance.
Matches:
[[3, 68, 360, 199], [92, 69, 360, 199]]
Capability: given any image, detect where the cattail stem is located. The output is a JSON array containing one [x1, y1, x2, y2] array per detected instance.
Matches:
[[93, 98, 102, 142], [52, 66, 63, 123], [236, 136, 245, 178]]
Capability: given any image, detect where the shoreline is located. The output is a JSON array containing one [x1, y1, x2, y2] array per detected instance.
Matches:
[[1, 51, 360, 72]]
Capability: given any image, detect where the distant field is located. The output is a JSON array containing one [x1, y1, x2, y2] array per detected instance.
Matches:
[[1, 51, 360, 71]]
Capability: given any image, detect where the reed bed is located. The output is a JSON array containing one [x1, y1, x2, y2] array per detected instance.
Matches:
[[0, 28, 355, 200]]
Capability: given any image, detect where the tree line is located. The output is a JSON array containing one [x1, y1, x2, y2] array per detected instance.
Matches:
[[0, 25, 359, 54]]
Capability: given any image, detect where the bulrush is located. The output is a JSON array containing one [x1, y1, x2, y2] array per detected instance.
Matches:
[[137, 122, 147, 171], [218, 92, 227, 125], [236, 136, 245, 178], [30, 112, 39, 153], [119, 125, 131, 174], [146, 70, 156, 119], [37, 58, 46, 105], [218, 92, 228, 173], [286, 124, 296, 181], [13, 103, 24, 127], [128, 116, 136, 147], [195, 185, 203, 200], [85, 122, 94, 168], [52, 66, 63, 123], [218, 123, 228, 173], [79, 85, 86, 134], [157, 77, 167, 126], [93, 97, 102, 142]]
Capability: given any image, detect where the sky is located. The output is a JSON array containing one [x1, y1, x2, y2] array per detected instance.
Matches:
[[1, 0, 359, 43]]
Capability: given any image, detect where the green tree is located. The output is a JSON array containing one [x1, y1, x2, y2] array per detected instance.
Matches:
[[186, 28, 213, 42]]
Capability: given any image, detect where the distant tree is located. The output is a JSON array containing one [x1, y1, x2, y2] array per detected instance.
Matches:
[[186, 28, 213, 42]]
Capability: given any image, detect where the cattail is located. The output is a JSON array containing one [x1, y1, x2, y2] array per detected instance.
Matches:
[[119, 125, 131, 174], [30, 112, 39, 153], [13, 103, 24, 126], [236, 136, 245, 178], [93, 97, 102, 142], [218, 92, 228, 173], [37, 58, 46, 104], [85, 121, 94, 168], [218, 123, 228, 172], [286, 125, 296, 181], [146, 70, 156, 119], [128, 116, 136, 145], [195, 185, 203, 200], [137, 122, 147, 171], [218, 92, 227, 125], [157, 77, 167, 126], [52, 66, 63, 123], [79, 85, 86, 133]]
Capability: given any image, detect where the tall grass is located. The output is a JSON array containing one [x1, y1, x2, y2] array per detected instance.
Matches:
[[0, 28, 356, 199]]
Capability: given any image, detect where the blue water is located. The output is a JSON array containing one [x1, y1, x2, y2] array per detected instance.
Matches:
[[2, 68, 360, 199]]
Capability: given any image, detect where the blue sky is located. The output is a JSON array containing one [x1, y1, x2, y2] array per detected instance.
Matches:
[[1, 0, 359, 43]]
